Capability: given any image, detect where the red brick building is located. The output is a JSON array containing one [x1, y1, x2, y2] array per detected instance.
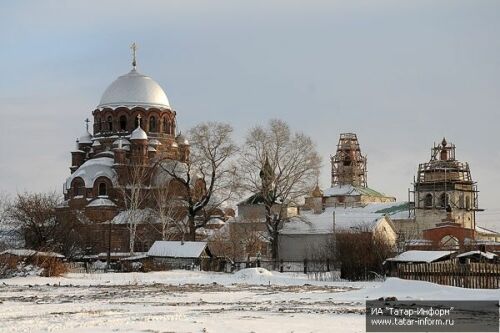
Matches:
[[56, 52, 194, 254]]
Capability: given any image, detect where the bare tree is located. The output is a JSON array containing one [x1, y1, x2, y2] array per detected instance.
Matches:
[[238, 119, 321, 261], [8, 192, 62, 251], [0, 193, 15, 250], [152, 183, 184, 240], [119, 163, 151, 254], [159, 122, 239, 241]]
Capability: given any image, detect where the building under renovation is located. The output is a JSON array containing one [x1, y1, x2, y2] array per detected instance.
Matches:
[[397, 138, 500, 250], [305, 133, 395, 211]]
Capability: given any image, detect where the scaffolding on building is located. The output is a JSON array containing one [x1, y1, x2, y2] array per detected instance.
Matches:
[[408, 138, 482, 228], [330, 133, 367, 187]]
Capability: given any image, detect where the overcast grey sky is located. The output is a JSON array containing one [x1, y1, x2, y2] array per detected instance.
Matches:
[[1, 0, 499, 228]]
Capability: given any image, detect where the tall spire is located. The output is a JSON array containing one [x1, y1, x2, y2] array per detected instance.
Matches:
[[130, 42, 138, 69]]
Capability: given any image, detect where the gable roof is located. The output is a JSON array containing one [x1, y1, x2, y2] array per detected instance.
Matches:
[[147, 241, 209, 258]]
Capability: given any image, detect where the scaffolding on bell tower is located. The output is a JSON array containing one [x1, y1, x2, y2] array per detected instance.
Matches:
[[330, 133, 367, 187]]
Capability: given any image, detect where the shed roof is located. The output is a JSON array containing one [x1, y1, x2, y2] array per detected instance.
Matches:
[[0, 249, 65, 258], [385, 250, 455, 263]]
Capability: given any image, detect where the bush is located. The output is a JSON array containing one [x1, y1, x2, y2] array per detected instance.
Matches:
[[336, 231, 393, 281], [0, 255, 67, 278]]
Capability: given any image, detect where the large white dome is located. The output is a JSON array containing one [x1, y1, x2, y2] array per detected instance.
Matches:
[[97, 69, 170, 109]]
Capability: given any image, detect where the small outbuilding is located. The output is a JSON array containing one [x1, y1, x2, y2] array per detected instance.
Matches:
[[147, 241, 213, 270], [456, 250, 498, 263], [384, 250, 455, 275]]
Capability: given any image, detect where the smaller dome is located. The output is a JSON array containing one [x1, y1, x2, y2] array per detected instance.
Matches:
[[149, 139, 162, 146], [131, 126, 148, 140], [92, 140, 101, 147], [148, 146, 157, 152], [176, 133, 189, 145], [171, 141, 178, 148], [79, 131, 92, 145]]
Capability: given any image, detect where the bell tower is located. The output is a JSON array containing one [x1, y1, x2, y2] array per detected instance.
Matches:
[[412, 138, 479, 233], [330, 133, 367, 187]]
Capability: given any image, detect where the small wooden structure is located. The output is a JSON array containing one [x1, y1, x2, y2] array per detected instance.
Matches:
[[147, 241, 213, 270]]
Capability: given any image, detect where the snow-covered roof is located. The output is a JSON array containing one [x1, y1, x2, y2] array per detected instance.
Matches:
[[0, 249, 65, 258], [207, 218, 225, 226], [97, 68, 170, 109], [386, 250, 455, 263], [65, 157, 117, 190], [281, 202, 408, 235], [97, 252, 145, 258], [79, 131, 92, 144], [475, 225, 500, 236], [87, 197, 117, 207], [148, 146, 157, 152], [111, 208, 157, 224], [176, 134, 189, 145], [113, 138, 131, 146], [131, 126, 148, 140], [149, 139, 162, 146], [147, 241, 208, 258], [92, 140, 101, 147], [120, 254, 149, 261], [456, 250, 497, 260]]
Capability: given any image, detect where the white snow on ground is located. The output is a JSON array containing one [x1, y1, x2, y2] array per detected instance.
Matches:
[[0, 269, 498, 333]]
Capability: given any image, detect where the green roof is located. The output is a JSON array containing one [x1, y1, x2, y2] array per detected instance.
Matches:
[[375, 202, 409, 214], [354, 186, 386, 197]]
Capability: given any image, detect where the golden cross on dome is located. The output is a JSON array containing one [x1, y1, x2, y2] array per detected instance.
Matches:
[[130, 42, 138, 69], [137, 114, 142, 127]]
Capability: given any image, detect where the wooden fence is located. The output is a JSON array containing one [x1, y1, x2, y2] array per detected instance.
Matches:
[[396, 262, 500, 289]]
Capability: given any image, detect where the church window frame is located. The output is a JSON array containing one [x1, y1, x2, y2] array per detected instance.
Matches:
[[107, 116, 113, 132], [163, 117, 169, 134], [119, 115, 127, 131], [73, 179, 85, 197], [439, 193, 449, 208], [98, 182, 107, 196], [96, 117, 102, 132], [424, 193, 433, 208], [149, 116, 157, 132]]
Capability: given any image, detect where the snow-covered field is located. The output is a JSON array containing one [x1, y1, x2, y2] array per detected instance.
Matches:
[[0, 268, 499, 333]]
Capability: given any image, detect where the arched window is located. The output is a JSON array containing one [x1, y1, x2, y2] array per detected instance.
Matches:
[[149, 116, 157, 132], [73, 179, 84, 197], [119, 115, 127, 131], [424, 194, 433, 207], [439, 193, 448, 208], [98, 183, 107, 196], [163, 118, 168, 133], [107, 116, 113, 131], [96, 117, 101, 132]]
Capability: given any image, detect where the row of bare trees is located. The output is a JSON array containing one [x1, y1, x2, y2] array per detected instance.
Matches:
[[0, 118, 322, 260]]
